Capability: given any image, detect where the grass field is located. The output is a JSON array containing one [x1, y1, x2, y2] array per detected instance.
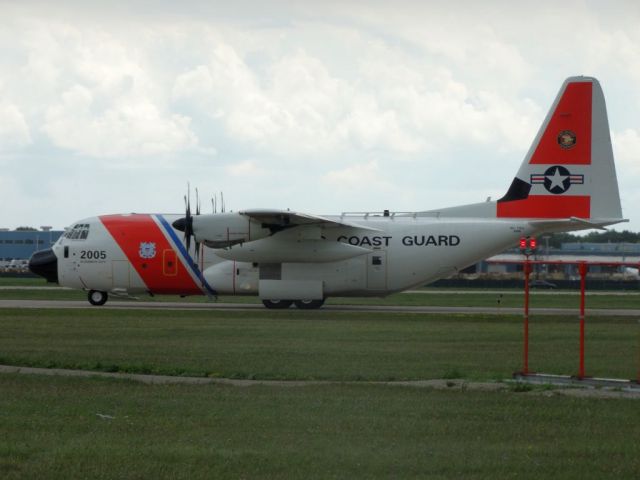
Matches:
[[2, 374, 640, 480], [1, 280, 640, 478], [0, 308, 638, 381]]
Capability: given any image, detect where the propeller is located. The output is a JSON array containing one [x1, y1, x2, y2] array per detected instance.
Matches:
[[194, 188, 202, 261], [173, 188, 229, 261], [210, 192, 225, 214], [172, 184, 199, 262], [172, 185, 217, 299]]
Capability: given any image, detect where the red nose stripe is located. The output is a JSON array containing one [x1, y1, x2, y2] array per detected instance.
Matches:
[[497, 195, 590, 218], [529, 82, 592, 165], [101, 214, 201, 294]]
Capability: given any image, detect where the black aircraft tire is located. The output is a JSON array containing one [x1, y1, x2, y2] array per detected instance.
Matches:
[[294, 299, 325, 310], [88, 290, 108, 306], [261, 299, 293, 309]]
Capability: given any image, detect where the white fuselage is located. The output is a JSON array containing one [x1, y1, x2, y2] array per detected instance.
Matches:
[[30, 77, 626, 307], [50, 213, 535, 298]]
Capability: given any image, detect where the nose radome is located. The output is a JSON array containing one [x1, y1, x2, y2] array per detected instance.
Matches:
[[29, 248, 58, 283]]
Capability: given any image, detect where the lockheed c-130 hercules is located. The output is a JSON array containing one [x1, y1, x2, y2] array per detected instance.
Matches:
[[29, 76, 626, 308]]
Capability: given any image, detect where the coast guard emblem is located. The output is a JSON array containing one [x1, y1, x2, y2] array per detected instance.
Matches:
[[557, 130, 576, 149], [139, 242, 157, 259]]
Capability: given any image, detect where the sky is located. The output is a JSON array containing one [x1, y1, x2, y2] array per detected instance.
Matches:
[[1, 0, 640, 231]]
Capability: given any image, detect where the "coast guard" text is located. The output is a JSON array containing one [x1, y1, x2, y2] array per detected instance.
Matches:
[[337, 235, 460, 247]]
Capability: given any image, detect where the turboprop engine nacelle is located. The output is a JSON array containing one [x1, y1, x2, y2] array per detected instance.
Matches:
[[176, 212, 271, 248], [214, 235, 372, 263]]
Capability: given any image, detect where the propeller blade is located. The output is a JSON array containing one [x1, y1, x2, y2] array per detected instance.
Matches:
[[184, 185, 194, 255]]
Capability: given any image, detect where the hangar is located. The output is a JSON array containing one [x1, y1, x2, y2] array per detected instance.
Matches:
[[0, 228, 63, 270]]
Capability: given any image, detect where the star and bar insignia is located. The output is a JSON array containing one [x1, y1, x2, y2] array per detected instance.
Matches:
[[530, 165, 584, 194]]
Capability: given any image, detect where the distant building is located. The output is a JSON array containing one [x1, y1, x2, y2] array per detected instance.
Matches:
[[479, 242, 640, 277], [0, 229, 63, 262]]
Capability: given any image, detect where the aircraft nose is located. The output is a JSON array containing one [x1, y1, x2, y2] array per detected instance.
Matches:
[[28, 248, 58, 283]]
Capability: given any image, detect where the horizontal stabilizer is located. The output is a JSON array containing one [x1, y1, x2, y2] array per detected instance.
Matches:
[[528, 217, 628, 232]]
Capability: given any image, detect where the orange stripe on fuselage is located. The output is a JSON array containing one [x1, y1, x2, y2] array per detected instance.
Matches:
[[100, 214, 201, 295], [496, 195, 590, 219]]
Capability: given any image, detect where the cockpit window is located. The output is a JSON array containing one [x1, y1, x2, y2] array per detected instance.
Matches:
[[64, 223, 90, 240]]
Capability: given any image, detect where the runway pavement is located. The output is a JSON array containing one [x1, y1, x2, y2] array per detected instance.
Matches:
[[2, 286, 640, 296], [2, 299, 640, 316]]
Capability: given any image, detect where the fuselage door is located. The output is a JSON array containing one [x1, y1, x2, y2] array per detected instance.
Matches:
[[163, 249, 178, 276], [366, 251, 387, 290], [112, 260, 130, 289]]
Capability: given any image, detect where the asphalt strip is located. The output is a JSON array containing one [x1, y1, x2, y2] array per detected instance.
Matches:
[[1, 365, 638, 399], [3, 299, 640, 316]]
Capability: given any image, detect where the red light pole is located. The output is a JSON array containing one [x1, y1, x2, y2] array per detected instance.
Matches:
[[578, 262, 587, 379], [498, 257, 640, 384], [523, 259, 531, 374], [520, 237, 536, 375]]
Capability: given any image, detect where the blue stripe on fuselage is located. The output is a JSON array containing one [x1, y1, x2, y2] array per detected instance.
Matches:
[[156, 214, 217, 296]]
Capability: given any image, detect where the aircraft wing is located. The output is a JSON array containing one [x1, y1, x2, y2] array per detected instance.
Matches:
[[240, 209, 380, 231]]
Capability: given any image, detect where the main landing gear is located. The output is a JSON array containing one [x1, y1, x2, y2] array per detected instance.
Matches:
[[293, 299, 325, 310], [261, 299, 325, 309], [88, 290, 108, 306]]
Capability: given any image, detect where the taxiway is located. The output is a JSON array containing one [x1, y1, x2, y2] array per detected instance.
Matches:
[[2, 299, 640, 316]]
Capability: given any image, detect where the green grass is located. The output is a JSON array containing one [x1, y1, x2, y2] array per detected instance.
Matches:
[[1, 302, 639, 478], [1, 374, 639, 479], [0, 309, 637, 381], [2, 286, 640, 309], [0, 276, 46, 286]]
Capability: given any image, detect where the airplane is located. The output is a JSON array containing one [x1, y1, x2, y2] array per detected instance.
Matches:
[[29, 76, 626, 308]]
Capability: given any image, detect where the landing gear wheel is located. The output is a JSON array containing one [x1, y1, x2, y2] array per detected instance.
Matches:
[[88, 290, 108, 306], [261, 299, 293, 309], [294, 299, 325, 309]]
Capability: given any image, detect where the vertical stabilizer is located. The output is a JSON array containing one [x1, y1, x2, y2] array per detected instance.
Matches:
[[497, 77, 623, 222]]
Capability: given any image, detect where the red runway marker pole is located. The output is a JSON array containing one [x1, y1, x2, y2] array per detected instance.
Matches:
[[578, 262, 587, 379], [523, 258, 531, 375]]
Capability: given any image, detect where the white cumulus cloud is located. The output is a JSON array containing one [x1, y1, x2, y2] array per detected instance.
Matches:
[[0, 103, 32, 150], [225, 160, 265, 177], [322, 161, 391, 191], [44, 85, 197, 159]]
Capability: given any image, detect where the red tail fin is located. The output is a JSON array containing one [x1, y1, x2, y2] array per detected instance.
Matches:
[[497, 77, 621, 221]]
